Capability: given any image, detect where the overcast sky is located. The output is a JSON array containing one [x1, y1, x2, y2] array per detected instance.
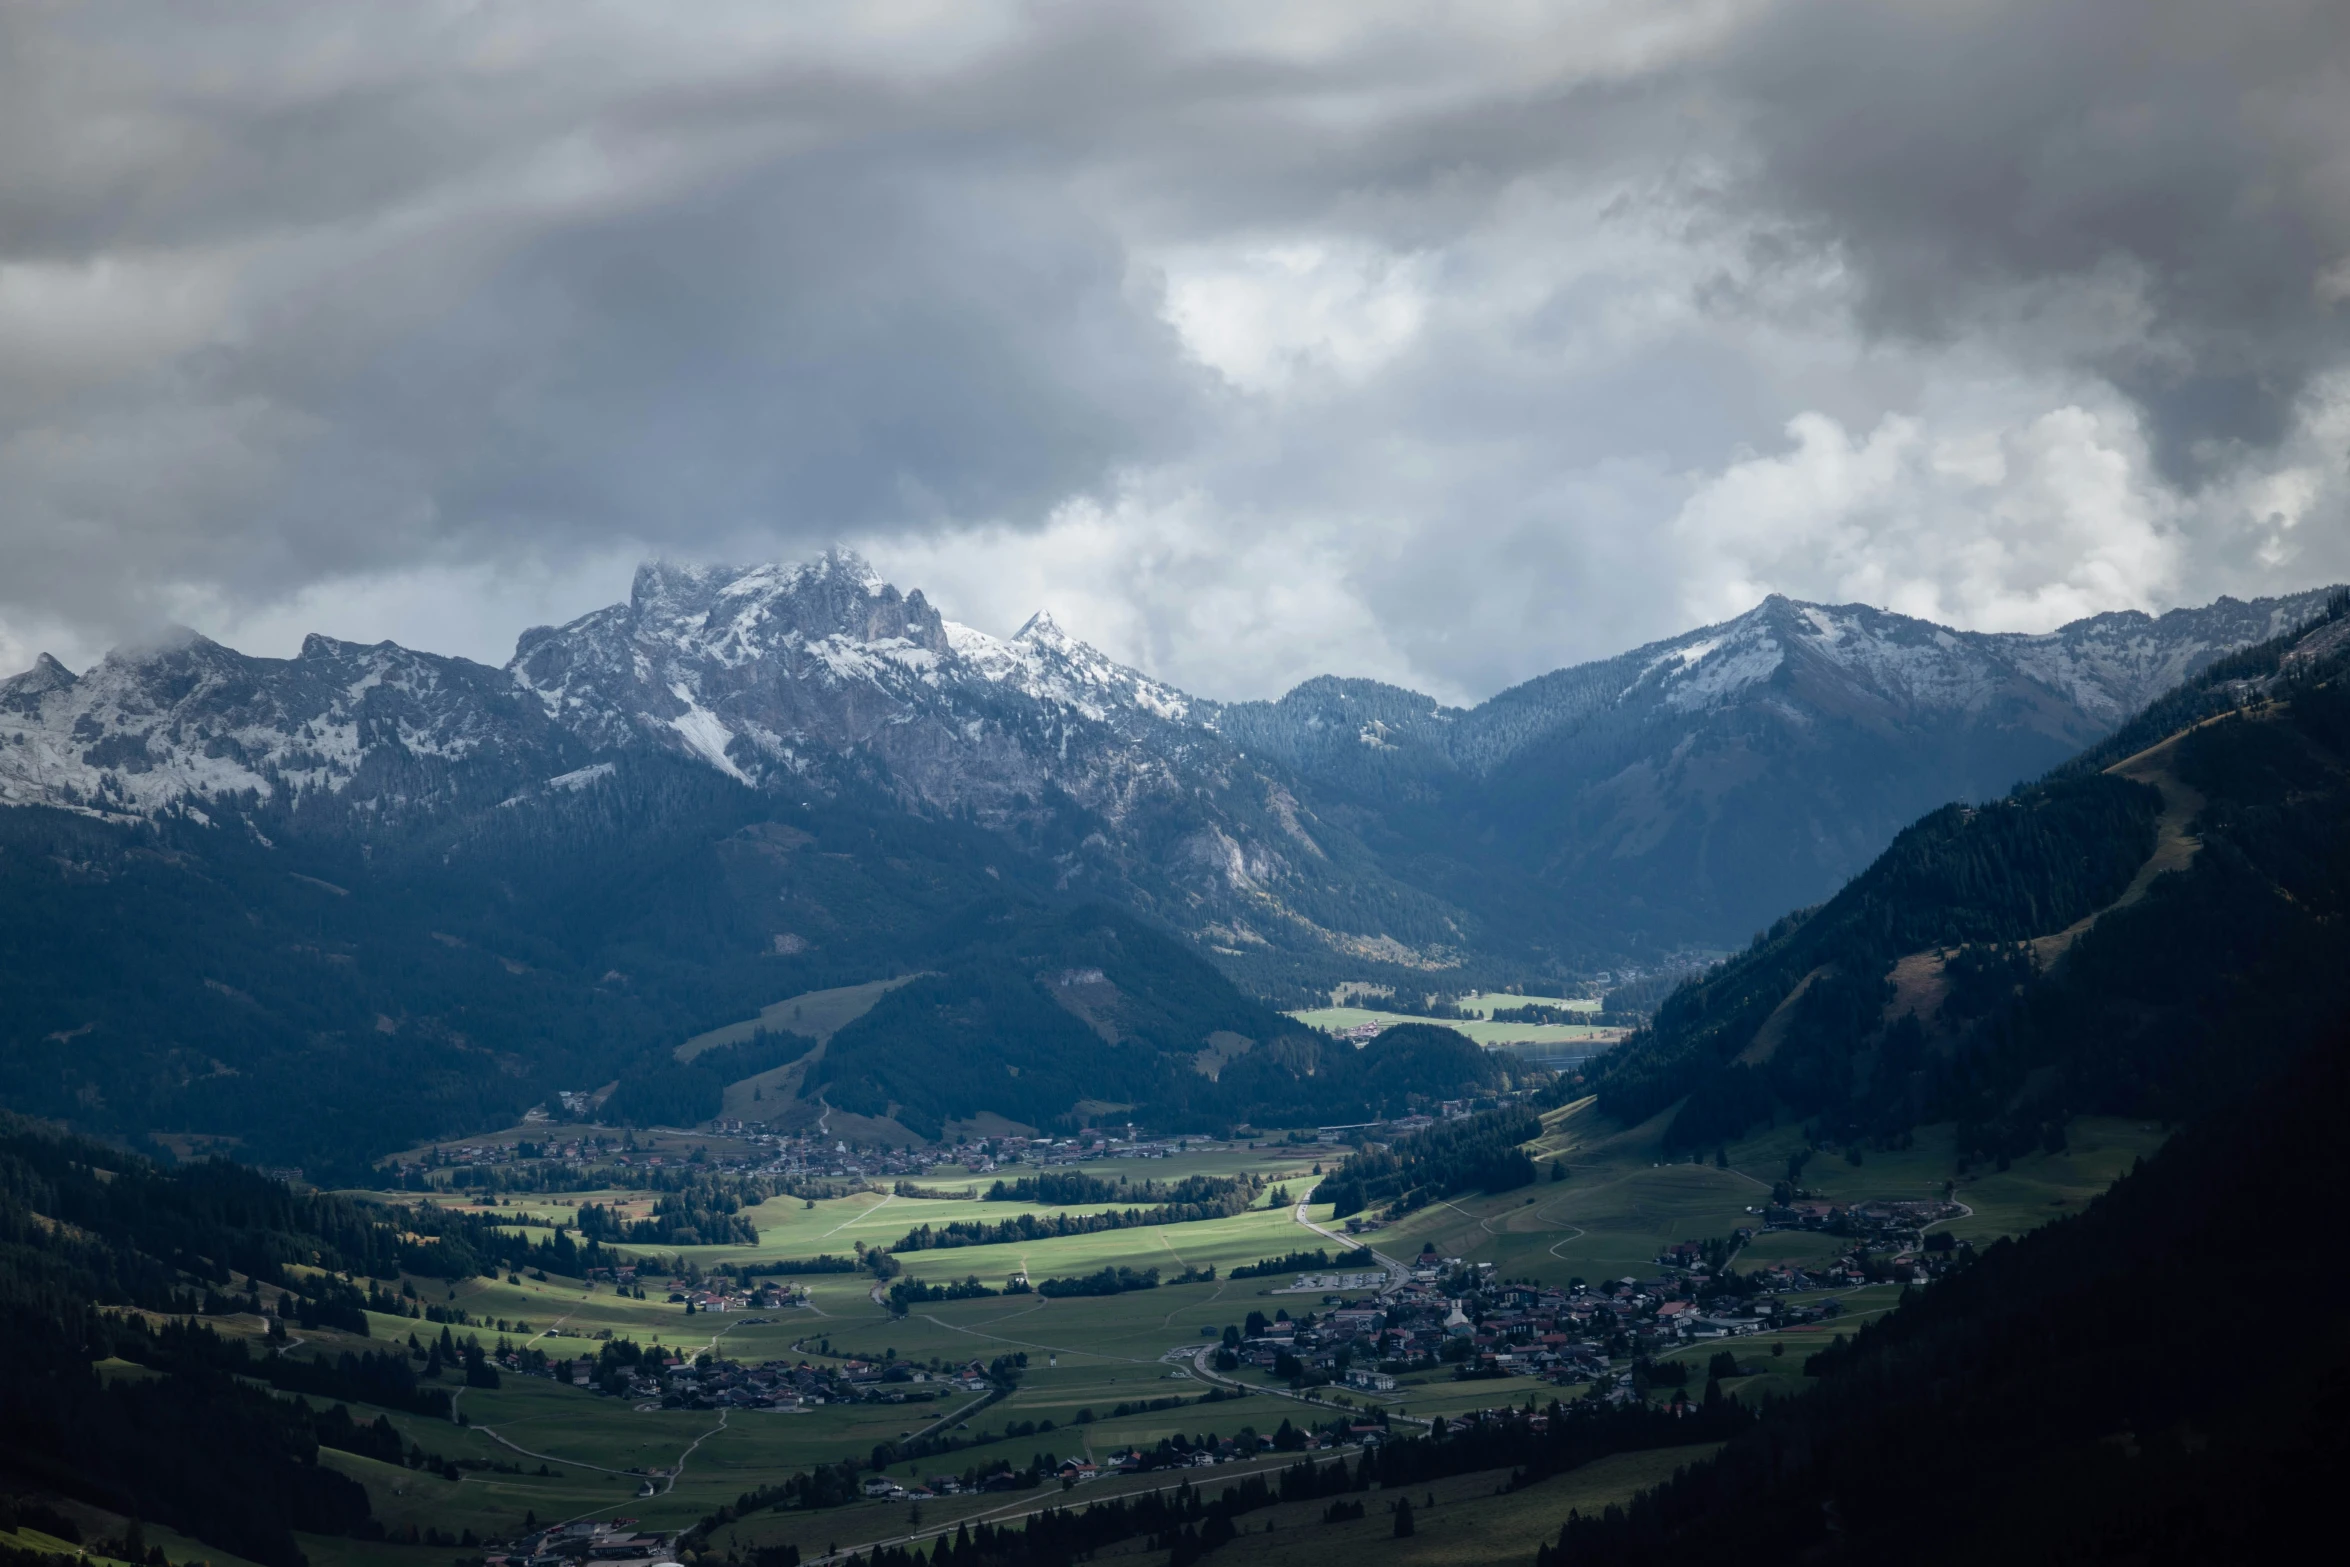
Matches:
[[4, 1, 2347, 705]]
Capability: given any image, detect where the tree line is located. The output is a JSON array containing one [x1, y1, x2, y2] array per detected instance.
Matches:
[[1312, 1105, 1543, 1220]]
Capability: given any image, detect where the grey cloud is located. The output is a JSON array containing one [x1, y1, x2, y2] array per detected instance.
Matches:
[[0, 11, 1215, 634], [1, 1, 2345, 696], [1709, 0, 2350, 479], [246, 154, 1202, 549]]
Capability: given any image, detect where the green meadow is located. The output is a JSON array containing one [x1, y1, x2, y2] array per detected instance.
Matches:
[[281, 1091, 2161, 1567], [1286, 1006, 1618, 1048]]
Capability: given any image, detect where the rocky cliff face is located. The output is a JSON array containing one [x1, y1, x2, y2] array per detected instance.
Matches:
[[0, 552, 2332, 984], [503, 552, 1207, 817]]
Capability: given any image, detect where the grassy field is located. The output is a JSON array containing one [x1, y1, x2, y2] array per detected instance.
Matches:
[[277, 1090, 2161, 1567], [675, 979, 920, 1062], [1286, 1006, 1622, 1048], [1353, 1097, 2173, 1289]]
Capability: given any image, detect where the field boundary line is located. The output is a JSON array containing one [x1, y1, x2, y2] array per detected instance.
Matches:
[[913, 1306, 1153, 1365], [823, 1191, 891, 1239]]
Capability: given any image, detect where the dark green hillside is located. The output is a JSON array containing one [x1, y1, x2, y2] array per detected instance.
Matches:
[[0, 757, 1060, 1171], [1543, 1016, 2350, 1565], [1593, 597, 2350, 1160], [0, 1116, 600, 1567], [600, 1028, 816, 1127], [809, 911, 1513, 1137], [0, 746, 1514, 1162], [1598, 774, 2161, 1143]]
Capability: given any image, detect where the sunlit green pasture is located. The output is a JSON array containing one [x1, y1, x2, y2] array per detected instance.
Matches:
[[1286, 1006, 1618, 1048], [291, 1087, 2164, 1567], [1371, 1098, 2171, 1288]]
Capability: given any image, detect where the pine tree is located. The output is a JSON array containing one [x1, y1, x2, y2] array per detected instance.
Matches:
[[1392, 1497, 1415, 1538]]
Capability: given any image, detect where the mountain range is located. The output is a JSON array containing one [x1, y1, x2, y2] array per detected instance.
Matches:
[[2, 552, 2332, 998], [1590, 593, 2350, 1165], [7, 576, 2348, 1566]]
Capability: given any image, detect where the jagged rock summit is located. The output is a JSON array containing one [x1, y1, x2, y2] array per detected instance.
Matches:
[[0, 549, 1192, 826], [502, 548, 1199, 821]]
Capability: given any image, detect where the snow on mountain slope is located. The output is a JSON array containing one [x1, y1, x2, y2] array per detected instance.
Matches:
[[0, 627, 573, 820], [501, 550, 1205, 822], [1204, 584, 2342, 961], [949, 612, 1193, 726], [1998, 596, 2329, 726], [1247, 587, 2346, 782], [1, 548, 2336, 978], [12, 552, 2318, 827], [494, 552, 1478, 973]]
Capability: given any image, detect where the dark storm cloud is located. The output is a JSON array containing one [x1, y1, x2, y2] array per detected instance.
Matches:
[[244, 151, 1204, 554], [1710, 0, 2350, 479], [0, 4, 1219, 633], [0, 2, 2345, 690]]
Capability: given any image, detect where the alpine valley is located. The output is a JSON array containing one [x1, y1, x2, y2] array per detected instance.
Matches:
[[0, 551, 2332, 1168]]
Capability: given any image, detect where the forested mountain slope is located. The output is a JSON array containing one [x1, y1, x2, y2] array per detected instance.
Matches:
[[1546, 1004, 2350, 1563], [0, 1116, 594, 1567], [1589, 593, 2350, 1162], [810, 921, 1511, 1140], [0, 753, 1507, 1169], [0, 753, 1035, 1172]]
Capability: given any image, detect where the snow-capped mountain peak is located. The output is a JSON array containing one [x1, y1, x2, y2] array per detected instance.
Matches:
[[0, 624, 566, 819], [1568, 588, 2339, 741], [3, 547, 2336, 989], [943, 608, 1193, 725], [496, 552, 1195, 815], [1014, 609, 1069, 643]]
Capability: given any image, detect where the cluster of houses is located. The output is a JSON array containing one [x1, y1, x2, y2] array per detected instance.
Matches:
[[486, 1520, 670, 1567], [386, 1122, 1244, 1192], [1751, 1197, 1971, 1287], [1223, 1239, 1891, 1395], [567, 1262, 807, 1315]]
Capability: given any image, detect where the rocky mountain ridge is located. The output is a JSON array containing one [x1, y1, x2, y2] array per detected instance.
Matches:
[[0, 551, 2333, 986], [1208, 589, 2334, 785]]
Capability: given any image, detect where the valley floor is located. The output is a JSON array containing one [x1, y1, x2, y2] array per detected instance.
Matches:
[[193, 1101, 2163, 1567]]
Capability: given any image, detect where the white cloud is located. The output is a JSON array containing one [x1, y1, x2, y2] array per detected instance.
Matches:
[[1672, 399, 2184, 633], [865, 488, 1454, 703], [1158, 242, 1433, 393]]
